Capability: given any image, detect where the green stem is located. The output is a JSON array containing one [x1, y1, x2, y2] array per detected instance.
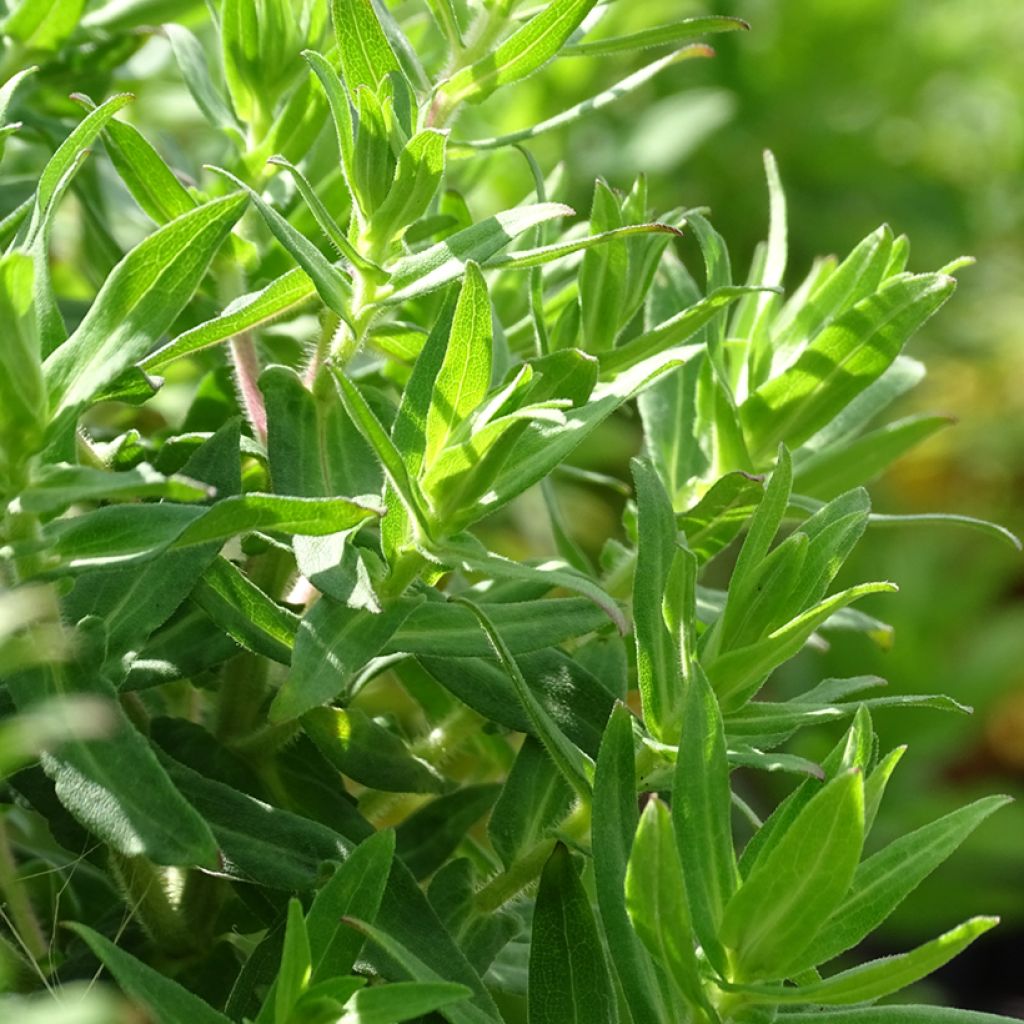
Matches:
[[474, 801, 591, 912], [109, 852, 193, 958]]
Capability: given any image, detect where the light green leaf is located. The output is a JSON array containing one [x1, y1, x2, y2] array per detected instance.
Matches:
[[790, 795, 1012, 974], [627, 798, 715, 1017], [3, 0, 86, 52], [143, 268, 316, 372], [276, 899, 313, 1023], [165, 23, 243, 136], [337, 919, 501, 1024], [579, 179, 627, 353], [720, 769, 865, 981], [631, 457, 683, 741], [728, 917, 997, 1006], [456, 46, 713, 151], [778, 1007, 1019, 1024], [207, 167, 352, 321], [741, 274, 956, 460], [793, 414, 954, 500], [380, 203, 574, 305], [369, 129, 449, 247], [672, 664, 737, 975], [529, 843, 616, 1024], [435, 0, 598, 113], [43, 193, 248, 416], [563, 15, 747, 57], [423, 262, 492, 469], [593, 704, 670, 1024], [340, 982, 472, 1024], [331, 0, 401, 92]]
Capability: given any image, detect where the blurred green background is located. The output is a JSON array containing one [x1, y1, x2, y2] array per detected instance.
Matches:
[[469, 0, 1024, 1014]]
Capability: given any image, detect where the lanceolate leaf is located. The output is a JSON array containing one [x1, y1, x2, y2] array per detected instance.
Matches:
[[436, 0, 597, 112], [44, 194, 249, 416], [562, 16, 749, 57], [529, 843, 616, 1024], [69, 924, 232, 1024], [672, 665, 737, 974], [593, 704, 669, 1024], [720, 769, 865, 981], [332, 0, 401, 92], [143, 268, 317, 373], [741, 274, 956, 460], [728, 917, 997, 1006], [786, 795, 1012, 974]]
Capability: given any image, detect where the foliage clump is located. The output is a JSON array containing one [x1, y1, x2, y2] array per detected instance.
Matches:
[[0, 2, 1018, 1023]]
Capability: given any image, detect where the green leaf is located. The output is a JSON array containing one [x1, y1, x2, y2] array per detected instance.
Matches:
[[207, 167, 352, 322], [435, 0, 599, 112], [706, 581, 898, 710], [396, 784, 500, 879], [423, 263, 492, 470], [43, 194, 248, 416], [5, 622, 219, 867], [430, 536, 626, 634], [340, 982, 473, 1024], [332, 0, 401, 92], [457, 46, 714, 151], [631, 457, 683, 741], [68, 924, 231, 1024], [19, 463, 210, 516], [672, 665, 737, 975], [529, 843, 616, 1024], [489, 736, 573, 871], [727, 916, 997, 1006], [720, 769, 865, 981], [0, 253, 45, 478], [39, 493, 380, 572], [332, 369, 434, 537], [336, 919, 501, 1024], [165, 23, 242, 135], [276, 898, 313, 1023], [865, 511, 1022, 552], [369, 129, 449, 247], [381, 203, 574, 305], [308, 829, 395, 982], [562, 16, 748, 57], [415, 648, 613, 758], [741, 274, 956, 460], [593, 704, 669, 1024], [3, 0, 86, 52], [143, 268, 315, 372], [579, 179, 627, 353], [386, 597, 609, 658], [97, 112, 197, 226], [191, 556, 298, 664], [270, 598, 421, 722], [452, 597, 594, 799], [600, 285, 759, 377], [793, 414, 954, 500], [788, 795, 1012, 974], [626, 798, 714, 1017], [777, 1007, 1020, 1024], [305, 706, 446, 793], [677, 472, 764, 563]]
